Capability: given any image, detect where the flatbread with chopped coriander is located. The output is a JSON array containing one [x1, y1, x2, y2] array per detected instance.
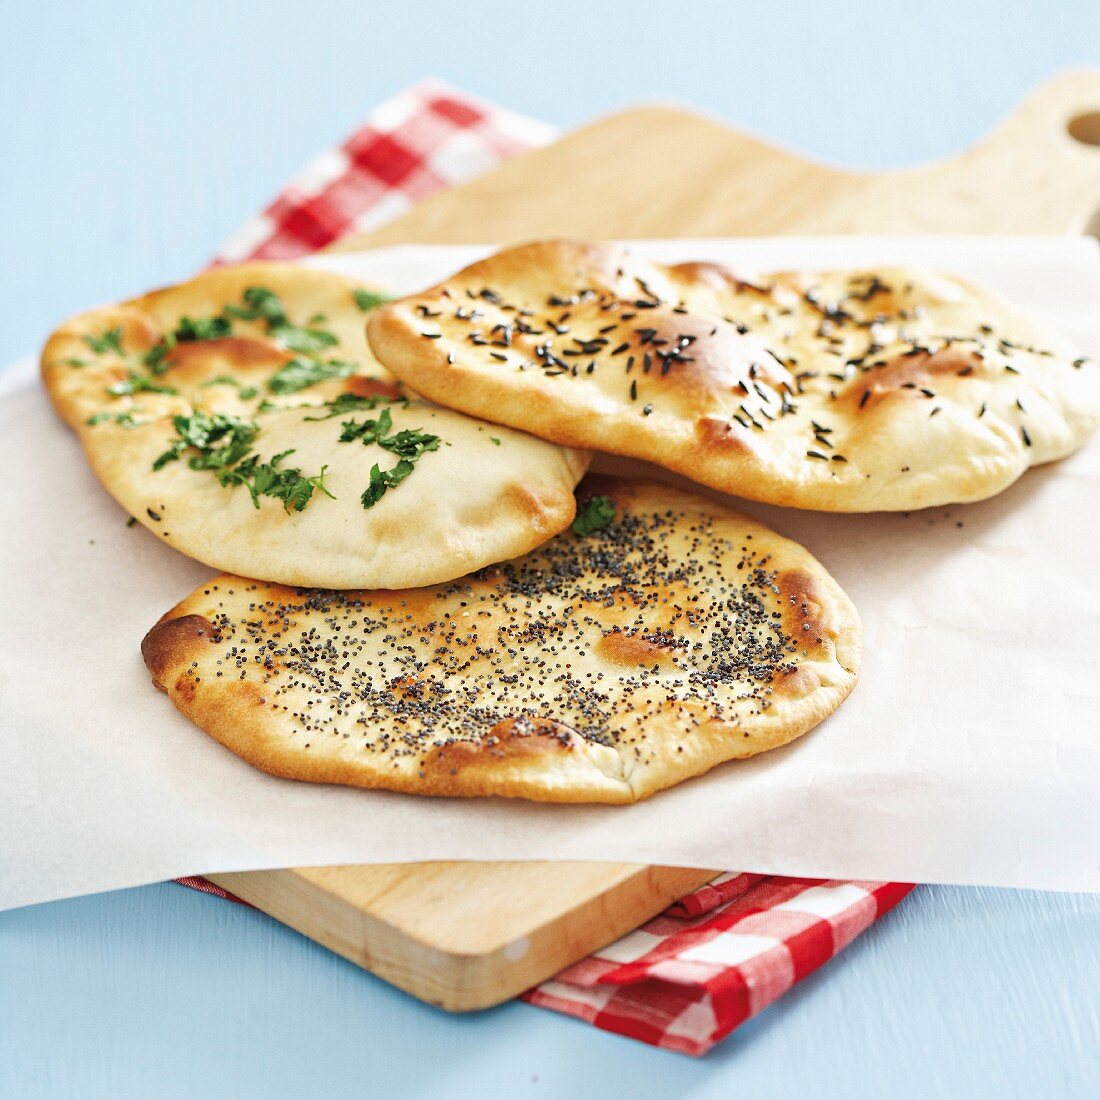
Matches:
[[41, 262, 588, 589], [141, 477, 860, 803], [367, 240, 1100, 511]]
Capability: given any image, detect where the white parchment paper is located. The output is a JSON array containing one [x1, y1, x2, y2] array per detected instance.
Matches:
[[2, 237, 1098, 911]]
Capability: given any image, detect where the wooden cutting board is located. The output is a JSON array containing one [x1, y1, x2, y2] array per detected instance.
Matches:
[[208, 70, 1100, 1012]]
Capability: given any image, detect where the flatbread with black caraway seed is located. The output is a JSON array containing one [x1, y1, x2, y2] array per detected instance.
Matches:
[[367, 239, 1100, 511]]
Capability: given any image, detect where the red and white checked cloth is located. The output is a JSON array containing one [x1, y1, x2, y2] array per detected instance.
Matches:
[[181, 80, 914, 1056]]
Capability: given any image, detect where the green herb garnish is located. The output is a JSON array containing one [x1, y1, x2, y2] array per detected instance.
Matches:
[[301, 393, 400, 421], [143, 336, 176, 374], [339, 409, 441, 509], [339, 411, 441, 460], [572, 495, 616, 536], [151, 411, 331, 513], [107, 371, 178, 397], [84, 327, 124, 355], [218, 450, 335, 512], [267, 357, 355, 394], [380, 427, 441, 461], [175, 315, 232, 342], [353, 288, 393, 312], [153, 411, 258, 471], [338, 407, 394, 444], [223, 286, 286, 326], [86, 409, 142, 428], [270, 323, 338, 354], [224, 286, 337, 352], [361, 459, 414, 508]]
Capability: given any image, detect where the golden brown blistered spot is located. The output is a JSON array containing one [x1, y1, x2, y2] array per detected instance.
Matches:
[[597, 628, 680, 670], [173, 672, 198, 704], [165, 336, 293, 372], [499, 479, 567, 533], [772, 664, 821, 698], [233, 680, 269, 708], [638, 315, 787, 403], [108, 310, 162, 354], [848, 347, 983, 411], [696, 415, 759, 454], [346, 375, 404, 400], [776, 569, 834, 651], [140, 614, 219, 689], [670, 261, 774, 297], [421, 716, 578, 777]]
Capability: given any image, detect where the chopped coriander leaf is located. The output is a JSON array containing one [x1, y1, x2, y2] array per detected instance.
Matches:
[[490, 437, 501, 446], [339, 406, 393, 444], [224, 287, 339, 351], [150, 411, 331, 514], [382, 428, 441, 461], [341, 409, 441, 508], [572, 495, 616, 536], [353, 288, 394, 312], [361, 459, 414, 508], [239, 386, 258, 400], [84, 327, 124, 355], [107, 371, 178, 397], [175, 314, 232, 342], [301, 393, 399, 420], [219, 450, 335, 512], [61, 357, 88, 368], [126, 516, 137, 527], [143, 335, 177, 374], [338, 411, 441, 461], [266, 357, 355, 394], [153, 411, 258, 471], [87, 409, 141, 428], [270, 322, 338, 354], [223, 286, 287, 326]]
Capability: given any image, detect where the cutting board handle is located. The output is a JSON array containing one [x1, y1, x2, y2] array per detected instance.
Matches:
[[956, 69, 1100, 236]]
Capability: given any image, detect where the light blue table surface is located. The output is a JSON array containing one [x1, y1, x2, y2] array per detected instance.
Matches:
[[2, 2, 1098, 1097]]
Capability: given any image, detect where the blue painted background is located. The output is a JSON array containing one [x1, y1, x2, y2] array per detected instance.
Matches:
[[2, 1, 1099, 1096]]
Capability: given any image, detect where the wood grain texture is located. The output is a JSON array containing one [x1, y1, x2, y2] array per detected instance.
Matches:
[[332, 69, 1100, 247], [208, 862, 718, 1010], [221, 69, 1100, 1013]]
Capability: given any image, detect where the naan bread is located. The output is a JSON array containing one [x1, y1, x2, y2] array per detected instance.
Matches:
[[141, 477, 860, 803], [367, 240, 1100, 511], [41, 262, 588, 589]]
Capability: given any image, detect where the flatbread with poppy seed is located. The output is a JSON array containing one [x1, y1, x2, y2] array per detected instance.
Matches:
[[141, 477, 860, 803], [41, 262, 588, 589], [367, 240, 1100, 511]]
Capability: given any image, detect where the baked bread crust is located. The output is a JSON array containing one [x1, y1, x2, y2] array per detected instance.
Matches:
[[41, 262, 588, 589], [368, 240, 1100, 511], [142, 477, 860, 803]]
